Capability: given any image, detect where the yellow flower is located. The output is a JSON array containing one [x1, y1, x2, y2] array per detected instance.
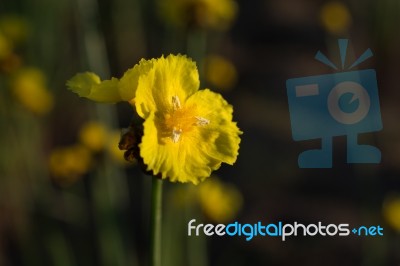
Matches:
[[0, 53, 22, 74], [79, 121, 133, 165], [67, 54, 242, 184], [158, 0, 238, 30], [197, 177, 242, 223], [383, 195, 400, 232], [11, 68, 54, 115], [107, 130, 131, 164], [49, 144, 92, 186], [0, 32, 11, 60], [204, 55, 237, 91], [78, 121, 108, 152], [135, 55, 241, 184], [320, 1, 352, 35], [0, 15, 29, 45]]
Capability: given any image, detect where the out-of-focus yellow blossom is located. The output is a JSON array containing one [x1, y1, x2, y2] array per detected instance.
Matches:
[[320, 1, 351, 35], [169, 185, 198, 208], [0, 32, 11, 60], [78, 122, 134, 165], [197, 177, 242, 222], [107, 130, 130, 164], [158, 0, 238, 30], [204, 55, 237, 91], [0, 15, 26, 74], [49, 145, 92, 186], [11, 68, 54, 115], [78, 121, 108, 152], [67, 54, 242, 184], [0, 53, 22, 74], [383, 195, 400, 232], [0, 15, 29, 45]]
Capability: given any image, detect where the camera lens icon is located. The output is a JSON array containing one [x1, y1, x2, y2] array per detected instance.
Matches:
[[327, 81, 370, 125], [286, 38, 383, 168]]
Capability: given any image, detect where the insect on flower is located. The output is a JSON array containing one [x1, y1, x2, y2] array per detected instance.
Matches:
[[118, 122, 143, 162], [67, 54, 242, 184]]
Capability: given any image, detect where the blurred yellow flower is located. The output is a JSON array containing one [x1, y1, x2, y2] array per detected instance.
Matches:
[[167, 184, 198, 210], [197, 177, 242, 222], [11, 68, 54, 115], [0, 32, 11, 60], [158, 0, 238, 30], [49, 145, 92, 186], [320, 1, 351, 34], [50, 124, 131, 185], [107, 130, 131, 164], [383, 195, 400, 232], [204, 55, 237, 91], [79, 121, 108, 152], [0, 53, 22, 74], [67, 54, 242, 184], [0, 15, 29, 45], [78, 121, 134, 165]]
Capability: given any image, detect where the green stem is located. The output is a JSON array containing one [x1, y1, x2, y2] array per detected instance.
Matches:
[[150, 177, 163, 266]]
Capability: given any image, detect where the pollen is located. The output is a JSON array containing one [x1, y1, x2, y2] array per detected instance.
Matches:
[[172, 128, 182, 143], [195, 116, 210, 126], [172, 95, 181, 110], [164, 96, 210, 143]]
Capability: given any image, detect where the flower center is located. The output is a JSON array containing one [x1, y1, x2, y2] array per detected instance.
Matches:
[[164, 95, 209, 143]]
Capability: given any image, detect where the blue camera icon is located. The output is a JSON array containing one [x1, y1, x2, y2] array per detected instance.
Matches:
[[286, 40, 383, 168]]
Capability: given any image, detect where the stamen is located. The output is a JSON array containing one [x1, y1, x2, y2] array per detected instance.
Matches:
[[167, 97, 209, 143], [172, 128, 182, 143], [172, 95, 181, 110], [195, 116, 210, 126]]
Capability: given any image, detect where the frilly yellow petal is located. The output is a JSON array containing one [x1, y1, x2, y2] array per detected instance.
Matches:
[[186, 89, 242, 164], [139, 89, 241, 184], [135, 54, 200, 118], [66, 72, 121, 103], [119, 58, 156, 101], [140, 112, 220, 184]]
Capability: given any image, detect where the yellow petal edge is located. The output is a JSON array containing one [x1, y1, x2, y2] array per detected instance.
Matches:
[[66, 72, 121, 103]]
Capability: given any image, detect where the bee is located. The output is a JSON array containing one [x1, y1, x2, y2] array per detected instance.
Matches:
[[119, 127, 136, 150], [119, 122, 142, 162], [119, 119, 158, 177]]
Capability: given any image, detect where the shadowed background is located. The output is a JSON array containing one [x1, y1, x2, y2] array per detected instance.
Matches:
[[0, 0, 400, 265]]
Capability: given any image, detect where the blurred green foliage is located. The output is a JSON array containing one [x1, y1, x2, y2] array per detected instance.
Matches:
[[1, 0, 400, 265]]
